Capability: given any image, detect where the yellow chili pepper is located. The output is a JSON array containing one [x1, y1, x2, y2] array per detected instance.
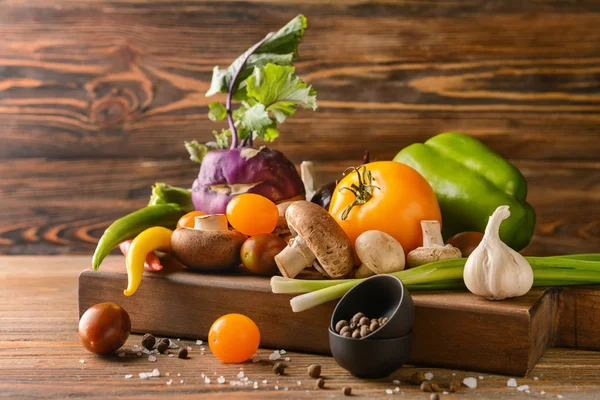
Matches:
[[124, 226, 173, 296]]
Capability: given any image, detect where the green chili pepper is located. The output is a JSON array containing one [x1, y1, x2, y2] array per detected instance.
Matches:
[[92, 203, 187, 270], [394, 132, 535, 251]]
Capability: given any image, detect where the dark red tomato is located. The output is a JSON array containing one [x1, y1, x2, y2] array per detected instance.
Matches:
[[78, 303, 131, 354], [240, 234, 287, 276], [446, 231, 484, 257]]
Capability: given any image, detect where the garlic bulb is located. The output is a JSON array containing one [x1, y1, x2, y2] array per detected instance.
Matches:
[[463, 205, 533, 300]]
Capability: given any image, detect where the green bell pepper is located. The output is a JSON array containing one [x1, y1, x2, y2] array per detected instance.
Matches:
[[394, 132, 535, 251]]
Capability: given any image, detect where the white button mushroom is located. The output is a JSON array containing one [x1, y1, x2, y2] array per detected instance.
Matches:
[[354, 230, 405, 278], [407, 220, 462, 268], [274, 201, 354, 279]]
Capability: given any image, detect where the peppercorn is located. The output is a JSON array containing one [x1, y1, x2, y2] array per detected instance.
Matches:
[[349, 321, 358, 330], [352, 312, 365, 322], [307, 364, 321, 378], [342, 386, 352, 396], [449, 379, 461, 392], [420, 382, 432, 392], [369, 321, 380, 331], [156, 341, 169, 354], [430, 394, 440, 400], [342, 331, 352, 338], [273, 362, 286, 375], [410, 371, 425, 385], [380, 317, 389, 325], [141, 333, 156, 350], [351, 330, 361, 338], [340, 326, 352, 336], [316, 378, 325, 389], [177, 347, 188, 359], [359, 317, 370, 326], [335, 320, 348, 333], [359, 325, 371, 338], [431, 383, 441, 392]]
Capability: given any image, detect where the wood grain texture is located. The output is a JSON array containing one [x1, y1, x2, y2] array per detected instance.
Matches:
[[4, 255, 600, 399], [79, 257, 553, 376], [0, 0, 599, 255]]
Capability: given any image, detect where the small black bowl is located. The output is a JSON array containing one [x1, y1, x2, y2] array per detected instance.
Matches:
[[330, 274, 414, 339], [329, 328, 413, 378]]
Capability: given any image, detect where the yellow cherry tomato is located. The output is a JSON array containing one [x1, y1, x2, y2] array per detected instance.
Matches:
[[208, 313, 260, 363], [177, 210, 207, 229], [329, 161, 442, 254], [226, 194, 279, 236]]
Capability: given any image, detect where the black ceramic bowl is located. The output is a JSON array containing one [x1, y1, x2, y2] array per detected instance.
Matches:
[[329, 328, 413, 378], [330, 274, 414, 339]]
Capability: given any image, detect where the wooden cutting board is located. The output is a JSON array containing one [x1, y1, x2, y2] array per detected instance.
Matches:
[[79, 256, 600, 376]]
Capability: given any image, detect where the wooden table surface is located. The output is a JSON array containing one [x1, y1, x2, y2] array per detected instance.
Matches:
[[2, 256, 600, 399]]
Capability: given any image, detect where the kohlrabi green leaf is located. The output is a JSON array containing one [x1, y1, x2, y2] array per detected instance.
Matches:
[[246, 63, 317, 123], [208, 102, 227, 121], [205, 15, 307, 97], [185, 140, 210, 164], [240, 103, 273, 134], [213, 129, 231, 148]]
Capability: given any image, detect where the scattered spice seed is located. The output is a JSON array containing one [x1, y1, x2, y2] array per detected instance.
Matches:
[[316, 378, 325, 389], [449, 379, 462, 392], [431, 383, 441, 392], [410, 371, 425, 385], [430, 394, 440, 400], [308, 364, 321, 378], [273, 362, 286, 375], [178, 348, 188, 359], [420, 382, 432, 392], [157, 341, 169, 354], [342, 386, 352, 396], [142, 333, 156, 350]]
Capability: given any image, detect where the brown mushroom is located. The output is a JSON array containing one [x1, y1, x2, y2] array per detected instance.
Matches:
[[171, 214, 246, 271], [274, 201, 354, 279], [354, 230, 405, 278]]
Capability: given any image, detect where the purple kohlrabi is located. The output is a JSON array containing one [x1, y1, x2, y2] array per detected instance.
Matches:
[[192, 147, 305, 214]]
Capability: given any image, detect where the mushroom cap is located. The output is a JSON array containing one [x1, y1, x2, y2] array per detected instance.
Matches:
[[285, 201, 354, 278], [171, 228, 247, 271], [355, 230, 405, 274]]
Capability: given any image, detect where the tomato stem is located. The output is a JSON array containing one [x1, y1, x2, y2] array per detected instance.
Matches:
[[338, 166, 380, 220]]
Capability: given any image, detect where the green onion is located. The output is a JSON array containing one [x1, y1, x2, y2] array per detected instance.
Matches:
[[270, 254, 600, 312]]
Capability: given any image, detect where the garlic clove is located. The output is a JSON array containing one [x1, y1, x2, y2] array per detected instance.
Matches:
[[463, 206, 533, 300]]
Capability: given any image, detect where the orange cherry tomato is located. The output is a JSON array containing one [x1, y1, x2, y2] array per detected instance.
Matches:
[[329, 161, 442, 255], [226, 194, 279, 236], [446, 231, 484, 257], [208, 313, 260, 363], [177, 211, 206, 229]]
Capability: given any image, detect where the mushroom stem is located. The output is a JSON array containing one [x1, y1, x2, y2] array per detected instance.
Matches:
[[275, 236, 316, 278], [354, 264, 375, 279], [301, 161, 316, 201], [194, 214, 228, 231], [421, 220, 444, 247]]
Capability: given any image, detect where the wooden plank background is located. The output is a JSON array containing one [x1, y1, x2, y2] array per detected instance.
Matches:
[[0, 0, 598, 257]]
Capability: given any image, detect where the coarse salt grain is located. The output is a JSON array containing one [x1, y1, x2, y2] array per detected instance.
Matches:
[[168, 354, 174, 358], [478, 375, 484, 379], [148, 355, 157, 362], [142, 349, 151, 355], [237, 371, 245, 378], [133, 344, 139, 348], [424, 372, 433, 380], [139, 372, 152, 379], [118, 352, 125, 358], [557, 396, 563, 399], [177, 338, 180, 341], [285, 357, 290, 361], [251, 355, 261, 363], [169, 342, 179, 349], [393, 379, 400, 384], [534, 377, 539, 380], [180, 380, 184, 384], [395, 387, 400, 392], [541, 391, 546, 395], [443, 391, 449, 395], [177, 373, 181, 377], [517, 385, 529, 391], [125, 374, 133, 379], [165, 372, 170, 376], [200, 346, 206, 351], [217, 376, 225, 384], [186, 346, 192, 351], [525, 389, 531, 394], [386, 389, 393, 395], [280, 349, 287, 354], [507, 378, 518, 387], [274, 386, 279, 390], [152, 369, 160, 377], [452, 372, 456, 376], [269, 352, 281, 361], [297, 381, 301, 386], [254, 381, 259, 389], [263, 380, 268, 384], [166, 379, 172, 385], [79, 359, 85, 364], [284, 387, 289, 391], [136, 352, 142, 356], [204, 377, 211, 384], [463, 377, 477, 389], [196, 340, 203, 345]]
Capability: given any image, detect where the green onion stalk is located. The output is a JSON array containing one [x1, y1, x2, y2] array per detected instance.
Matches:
[[270, 254, 600, 312]]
